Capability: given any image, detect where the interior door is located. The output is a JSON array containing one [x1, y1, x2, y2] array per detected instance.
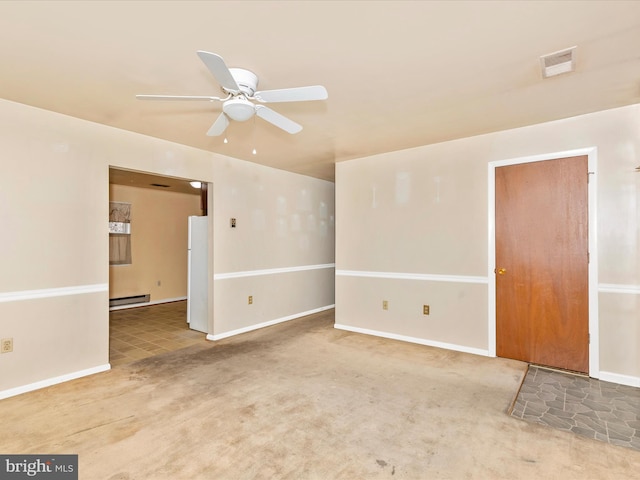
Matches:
[[495, 155, 589, 373]]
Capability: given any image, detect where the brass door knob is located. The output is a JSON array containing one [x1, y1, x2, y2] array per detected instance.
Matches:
[[497, 268, 507, 275]]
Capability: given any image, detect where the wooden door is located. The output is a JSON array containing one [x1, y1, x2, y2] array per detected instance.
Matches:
[[495, 156, 589, 373]]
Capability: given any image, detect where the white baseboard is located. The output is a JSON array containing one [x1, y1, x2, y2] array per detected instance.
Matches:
[[108, 296, 187, 311], [598, 371, 640, 388], [333, 323, 489, 357], [207, 305, 335, 341], [0, 363, 111, 400]]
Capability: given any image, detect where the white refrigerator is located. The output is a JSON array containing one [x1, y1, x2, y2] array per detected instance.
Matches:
[[187, 215, 208, 333]]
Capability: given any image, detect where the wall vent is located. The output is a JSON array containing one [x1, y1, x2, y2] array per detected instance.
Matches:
[[540, 46, 576, 78]]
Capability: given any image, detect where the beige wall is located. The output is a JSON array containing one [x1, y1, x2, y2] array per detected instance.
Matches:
[[336, 104, 640, 384], [109, 184, 201, 303], [208, 153, 335, 337], [0, 99, 335, 396]]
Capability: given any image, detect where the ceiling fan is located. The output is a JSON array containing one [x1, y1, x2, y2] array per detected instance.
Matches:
[[136, 51, 328, 136]]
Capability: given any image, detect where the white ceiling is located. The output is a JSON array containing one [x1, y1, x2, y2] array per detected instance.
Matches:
[[1, 1, 639, 182]]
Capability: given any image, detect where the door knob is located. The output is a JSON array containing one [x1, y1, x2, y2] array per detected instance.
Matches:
[[496, 268, 507, 275]]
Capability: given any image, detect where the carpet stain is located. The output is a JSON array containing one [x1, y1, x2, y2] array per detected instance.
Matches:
[[376, 460, 396, 475]]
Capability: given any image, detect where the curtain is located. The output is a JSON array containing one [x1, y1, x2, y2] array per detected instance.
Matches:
[[109, 202, 132, 265]]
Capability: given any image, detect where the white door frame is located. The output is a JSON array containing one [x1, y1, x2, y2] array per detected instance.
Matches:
[[487, 147, 599, 378]]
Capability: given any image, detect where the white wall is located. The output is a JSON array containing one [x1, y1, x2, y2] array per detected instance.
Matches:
[[336, 104, 640, 385], [0, 99, 335, 397]]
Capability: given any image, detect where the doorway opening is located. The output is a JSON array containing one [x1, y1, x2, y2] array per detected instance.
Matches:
[[108, 167, 210, 366], [487, 148, 599, 377]]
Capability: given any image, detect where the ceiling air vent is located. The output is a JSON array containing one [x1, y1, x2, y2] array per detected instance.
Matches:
[[150, 183, 171, 188], [540, 46, 576, 78]]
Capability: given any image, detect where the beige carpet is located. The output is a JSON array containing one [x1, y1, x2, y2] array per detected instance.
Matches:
[[1, 309, 639, 479]]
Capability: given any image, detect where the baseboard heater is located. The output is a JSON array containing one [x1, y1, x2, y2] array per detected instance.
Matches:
[[109, 294, 150, 307]]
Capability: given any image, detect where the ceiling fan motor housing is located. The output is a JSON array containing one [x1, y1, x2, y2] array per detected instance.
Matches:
[[228, 68, 258, 96]]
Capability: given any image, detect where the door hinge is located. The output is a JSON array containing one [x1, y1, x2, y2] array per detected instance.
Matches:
[[588, 333, 591, 344], [588, 171, 595, 183], [587, 252, 590, 263]]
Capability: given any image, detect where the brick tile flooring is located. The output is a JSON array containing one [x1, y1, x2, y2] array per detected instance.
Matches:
[[511, 365, 640, 451], [109, 301, 206, 367]]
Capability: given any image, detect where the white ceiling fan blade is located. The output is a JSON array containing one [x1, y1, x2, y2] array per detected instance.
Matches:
[[255, 106, 302, 134], [136, 94, 224, 101], [196, 51, 240, 92], [206, 113, 230, 136], [254, 85, 328, 103]]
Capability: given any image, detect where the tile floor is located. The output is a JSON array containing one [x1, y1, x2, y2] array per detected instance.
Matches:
[[511, 365, 640, 451], [109, 300, 206, 367]]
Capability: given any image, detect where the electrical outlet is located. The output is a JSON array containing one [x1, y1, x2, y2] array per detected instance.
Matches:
[[1, 338, 13, 353], [248, 295, 253, 305], [382, 300, 388, 310], [423, 305, 430, 315]]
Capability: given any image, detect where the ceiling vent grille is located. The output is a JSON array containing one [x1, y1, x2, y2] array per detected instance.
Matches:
[[540, 46, 576, 78]]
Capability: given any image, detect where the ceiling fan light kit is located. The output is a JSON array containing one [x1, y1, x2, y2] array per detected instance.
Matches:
[[136, 51, 328, 137], [223, 97, 256, 122]]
